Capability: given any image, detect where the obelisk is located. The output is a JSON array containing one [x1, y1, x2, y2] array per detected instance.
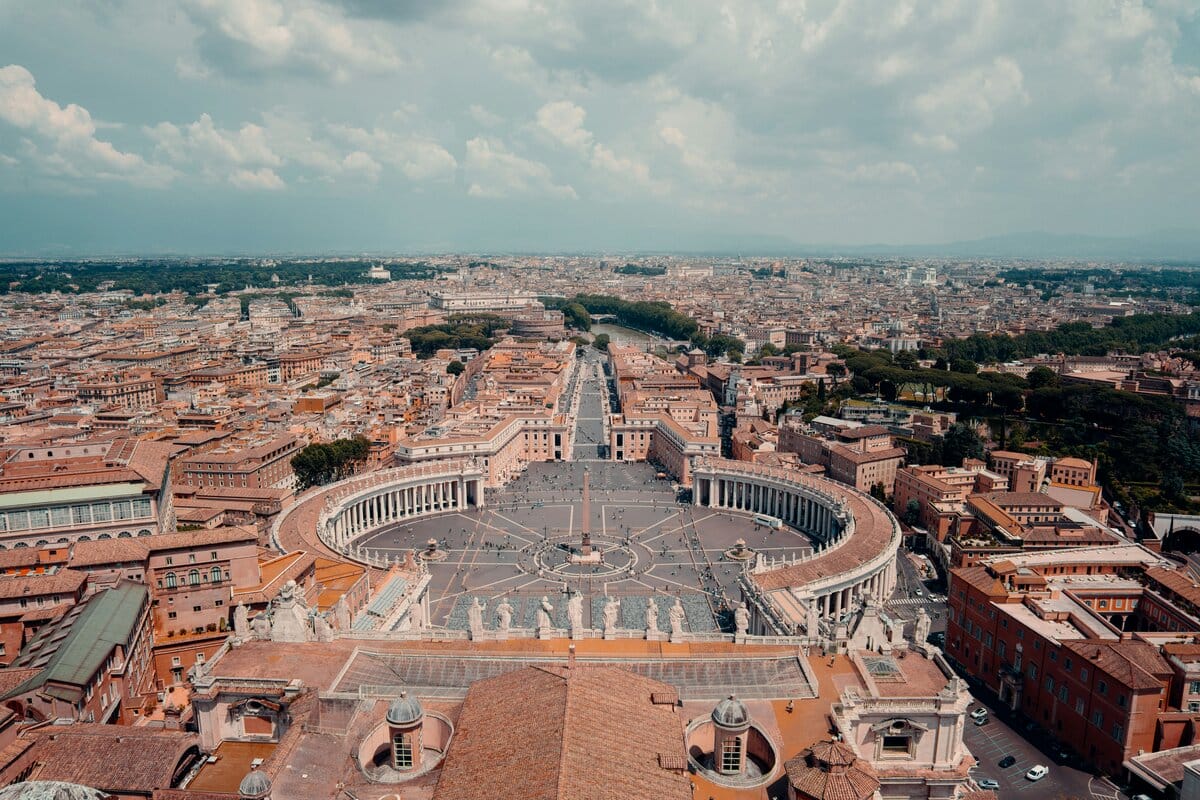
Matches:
[[580, 467, 591, 556]]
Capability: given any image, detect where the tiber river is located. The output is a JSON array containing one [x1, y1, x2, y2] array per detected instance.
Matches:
[[589, 323, 656, 345]]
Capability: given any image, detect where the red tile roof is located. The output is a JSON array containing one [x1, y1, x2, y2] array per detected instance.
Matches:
[[432, 665, 691, 800]]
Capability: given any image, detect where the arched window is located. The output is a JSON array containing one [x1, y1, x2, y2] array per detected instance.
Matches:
[[210, 567, 222, 583], [137, 529, 151, 537], [188, 569, 200, 586], [118, 531, 132, 538], [392, 733, 413, 770], [165, 572, 177, 589]]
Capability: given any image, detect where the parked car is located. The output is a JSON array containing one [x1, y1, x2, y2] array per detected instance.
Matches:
[[977, 779, 1001, 790], [970, 708, 989, 725], [998, 756, 1016, 768], [1026, 765, 1049, 782]]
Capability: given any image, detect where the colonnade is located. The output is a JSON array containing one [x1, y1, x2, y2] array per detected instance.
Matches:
[[698, 475, 841, 545], [324, 475, 485, 551], [692, 461, 900, 632]]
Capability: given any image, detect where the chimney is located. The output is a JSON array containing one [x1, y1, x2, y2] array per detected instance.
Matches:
[[567, 642, 576, 670]]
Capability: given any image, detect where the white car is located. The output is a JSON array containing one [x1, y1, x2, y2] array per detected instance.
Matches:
[[970, 707, 989, 722], [1025, 765, 1048, 781]]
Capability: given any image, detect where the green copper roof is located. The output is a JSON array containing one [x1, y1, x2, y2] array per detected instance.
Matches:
[[5, 583, 147, 700]]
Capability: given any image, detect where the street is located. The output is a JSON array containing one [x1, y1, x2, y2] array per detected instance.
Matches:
[[964, 694, 1127, 800]]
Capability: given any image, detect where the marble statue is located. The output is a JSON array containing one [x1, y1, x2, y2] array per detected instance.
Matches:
[[270, 579, 313, 643], [313, 612, 334, 642], [496, 598, 513, 632], [645, 598, 659, 635], [250, 613, 271, 640], [536, 596, 554, 630], [333, 595, 351, 631], [669, 598, 686, 637], [914, 607, 932, 646], [567, 592, 584, 633], [734, 602, 750, 636], [233, 602, 249, 639], [603, 596, 620, 634], [467, 597, 485, 635]]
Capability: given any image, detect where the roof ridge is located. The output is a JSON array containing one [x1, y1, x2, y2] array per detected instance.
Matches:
[[556, 664, 573, 800]]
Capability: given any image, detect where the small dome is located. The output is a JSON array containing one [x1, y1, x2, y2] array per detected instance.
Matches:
[[711, 694, 750, 729], [387, 691, 424, 726], [238, 767, 272, 799]]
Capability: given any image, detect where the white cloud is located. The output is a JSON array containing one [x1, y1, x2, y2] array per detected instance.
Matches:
[[146, 113, 281, 168], [536, 100, 592, 150], [229, 167, 285, 190], [464, 136, 576, 199], [914, 56, 1029, 136], [0, 64, 173, 186], [469, 104, 504, 128], [329, 125, 457, 181], [183, 0, 402, 81]]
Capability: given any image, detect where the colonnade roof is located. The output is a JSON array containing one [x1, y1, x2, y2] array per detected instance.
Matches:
[[696, 460, 898, 591]]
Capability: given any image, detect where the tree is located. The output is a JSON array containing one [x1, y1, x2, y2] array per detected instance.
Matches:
[[1027, 365, 1059, 389], [446, 360, 465, 376], [817, 378, 826, 401], [826, 362, 846, 386], [903, 499, 921, 527], [592, 333, 611, 351], [949, 358, 978, 374], [291, 436, 371, 489], [894, 351, 919, 370], [941, 423, 985, 467]]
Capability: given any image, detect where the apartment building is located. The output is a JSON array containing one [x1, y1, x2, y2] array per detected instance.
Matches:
[[177, 434, 302, 491]]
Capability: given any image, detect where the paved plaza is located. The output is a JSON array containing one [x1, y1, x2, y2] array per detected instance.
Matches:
[[356, 460, 814, 631]]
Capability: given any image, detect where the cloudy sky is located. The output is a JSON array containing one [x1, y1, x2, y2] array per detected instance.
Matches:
[[1, 0, 1199, 254]]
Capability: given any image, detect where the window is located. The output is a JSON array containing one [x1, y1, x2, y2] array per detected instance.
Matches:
[[1098, 680, 1107, 695], [1112, 724, 1124, 741], [165, 556, 173, 566], [1029, 664, 1038, 680], [1190, 681, 1200, 694], [210, 567, 222, 583], [171, 656, 182, 666], [188, 553, 196, 564], [210, 551, 218, 560], [1092, 710, 1104, 726], [882, 735, 909, 754], [1065, 657, 1073, 671], [998, 642, 1006, 658], [165, 572, 177, 589], [1049, 651, 1057, 662], [1046, 676, 1055, 692], [1081, 668, 1088, 682], [188, 570, 200, 586], [193, 605, 201, 613], [392, 733, 413, 770], [1075, 698, 1085, 714], [721, 737, 742, 773], [167, 611, 177, 620], [1058, 685, 1069, 702]]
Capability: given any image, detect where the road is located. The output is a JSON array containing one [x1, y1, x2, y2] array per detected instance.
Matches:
[[569, 348, 608, 460], [885, 548, 948, 637], [964, 694, 1127, 800]]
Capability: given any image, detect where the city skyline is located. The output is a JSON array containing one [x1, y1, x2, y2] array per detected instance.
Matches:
[[2, 1, 1200, 254]]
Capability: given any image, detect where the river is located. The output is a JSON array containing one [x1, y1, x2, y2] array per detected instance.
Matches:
[[590, 323, 656, 345]]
